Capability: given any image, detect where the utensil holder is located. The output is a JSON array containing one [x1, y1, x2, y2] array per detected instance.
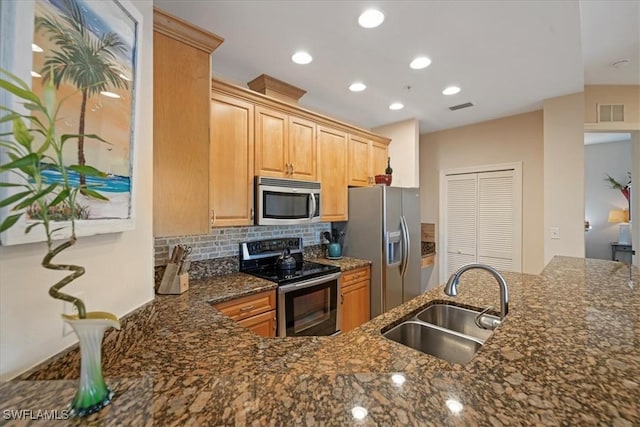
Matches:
[[157, 263, 189, 294]]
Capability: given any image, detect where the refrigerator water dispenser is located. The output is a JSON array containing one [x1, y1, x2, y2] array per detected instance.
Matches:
[[386, 230, 402, 267]]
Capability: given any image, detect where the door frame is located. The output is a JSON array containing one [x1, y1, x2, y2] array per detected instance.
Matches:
[[439, 162, 523, 283]]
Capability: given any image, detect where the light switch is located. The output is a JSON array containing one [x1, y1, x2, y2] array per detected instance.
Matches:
[[550, 227, 560, 240]]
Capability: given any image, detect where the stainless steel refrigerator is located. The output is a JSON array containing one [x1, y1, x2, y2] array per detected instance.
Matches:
[[343, 186, 422, 318]]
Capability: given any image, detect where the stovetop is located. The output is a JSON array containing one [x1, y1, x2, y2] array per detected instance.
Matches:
[[239, 237, 340, 285], [244, 260, 340, 285]]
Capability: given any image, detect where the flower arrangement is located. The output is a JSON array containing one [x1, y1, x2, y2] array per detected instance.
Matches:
[[605, 172, 631, 206]]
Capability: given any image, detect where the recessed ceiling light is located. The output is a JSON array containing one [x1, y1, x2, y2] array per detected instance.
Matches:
[[443, 86, 461, 95], [100, 91, 120, 99], [31, 43, 43, 53], [410, 56, 431, 70], [389, 102, 404, 110], [291, 51, 312, 65], [349, 82, 366, 92], [31, 71, 42, 78], [358, 9, 384, 28]]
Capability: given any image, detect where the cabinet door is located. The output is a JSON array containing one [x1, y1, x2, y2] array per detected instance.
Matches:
[[255, 106, 288, 178], [153, 32, 210, 237], [318, 126, 348, 221], [348, 135, 371, 186], [210, 93, 254, 226], [288, 116, 317, 181], [341, 280, 370, 333], [237, 310, 277, 337], [370, 140, 388, 178]]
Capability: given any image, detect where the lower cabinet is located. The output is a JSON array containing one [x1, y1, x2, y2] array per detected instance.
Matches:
[[213, 290, 276, 337], [340, 266, 371, 333]]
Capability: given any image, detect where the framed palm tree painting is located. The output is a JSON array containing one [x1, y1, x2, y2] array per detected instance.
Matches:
[[0, 0, 142, 245]]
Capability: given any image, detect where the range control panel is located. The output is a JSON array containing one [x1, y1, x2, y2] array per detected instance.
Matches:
[[241, 237, 303, 259]]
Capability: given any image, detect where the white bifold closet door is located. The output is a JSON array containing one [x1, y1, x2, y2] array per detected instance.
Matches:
[[445, 169, 521, 277]]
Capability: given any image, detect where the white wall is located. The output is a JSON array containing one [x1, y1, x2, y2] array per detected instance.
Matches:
[[584, 139, 632, 260], [420, 110, 545, 288], [0, 0, 154, 381], [543, 92, 585, 264], [372, 118, 420, 188]]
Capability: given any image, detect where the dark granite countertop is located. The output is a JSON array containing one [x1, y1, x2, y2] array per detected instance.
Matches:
[[1, 257, 639, 425], [311, 256, 371, 272]]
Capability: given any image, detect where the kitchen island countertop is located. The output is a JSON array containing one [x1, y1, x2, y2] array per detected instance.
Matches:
[[1, 256, 638, 426]]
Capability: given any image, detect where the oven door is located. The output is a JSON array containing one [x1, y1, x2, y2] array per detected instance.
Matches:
[[277, 272, 341, 337]]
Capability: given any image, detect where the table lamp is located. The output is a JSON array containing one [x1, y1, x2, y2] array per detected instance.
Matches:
[[608, 209, 631, 245]]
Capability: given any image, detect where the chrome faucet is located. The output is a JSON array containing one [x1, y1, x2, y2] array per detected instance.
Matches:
[[444, 264, 509, 320]]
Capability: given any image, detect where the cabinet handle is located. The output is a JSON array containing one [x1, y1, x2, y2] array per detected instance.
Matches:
[[240, 305, 254, 312], [341, 294, 344, 304], [291, 164, 294, 174], [211, 209, 216, 226], [250, 208, 254, 220]]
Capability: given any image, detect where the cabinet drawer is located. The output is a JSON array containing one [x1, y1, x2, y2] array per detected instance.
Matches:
[[213, 290, 276, 321], [342, 266, 370, 288], [237, 310, 277, 337]]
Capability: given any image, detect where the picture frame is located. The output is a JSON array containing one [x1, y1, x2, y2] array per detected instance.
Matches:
[[0, 0, 142, 246]]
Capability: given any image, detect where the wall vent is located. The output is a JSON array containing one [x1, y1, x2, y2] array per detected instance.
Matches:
[[597, 104, 624, 122], [449, 102, 474, 111]]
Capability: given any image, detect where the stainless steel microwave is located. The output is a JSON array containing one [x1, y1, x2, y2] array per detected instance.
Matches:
[[255, 176, 321, 225]]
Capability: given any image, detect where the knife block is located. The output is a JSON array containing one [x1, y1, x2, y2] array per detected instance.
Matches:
[[157, 262, 189, 294]]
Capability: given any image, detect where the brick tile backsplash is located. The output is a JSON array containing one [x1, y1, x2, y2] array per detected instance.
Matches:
[[154, 223, 331, 266]]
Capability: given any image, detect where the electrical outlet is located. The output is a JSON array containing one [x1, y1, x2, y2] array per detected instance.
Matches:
[[550, 227, 560, 240], [62, 291, 85, 336]]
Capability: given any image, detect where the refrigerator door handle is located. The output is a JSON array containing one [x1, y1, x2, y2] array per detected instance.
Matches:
[[400, 215, 410, 278]]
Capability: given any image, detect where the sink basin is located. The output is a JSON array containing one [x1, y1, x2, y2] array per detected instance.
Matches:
[[381, 302, 501, 364], [416, 303, 499, 342], [383, 321, 483, 365]]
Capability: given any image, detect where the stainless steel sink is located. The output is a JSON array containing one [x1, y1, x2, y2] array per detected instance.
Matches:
[[381, 302, 500, 364], [416, 303, 499, 342], [383, 321, 483, 365]]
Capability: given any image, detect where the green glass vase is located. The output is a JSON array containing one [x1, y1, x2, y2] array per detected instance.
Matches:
[[62, 312, 120, 417]]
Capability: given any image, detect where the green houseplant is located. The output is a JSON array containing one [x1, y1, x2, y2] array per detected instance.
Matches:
[[0, 68, 120, 416]]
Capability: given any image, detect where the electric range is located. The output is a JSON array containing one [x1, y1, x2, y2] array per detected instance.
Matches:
[[239, 237, 342, 337]]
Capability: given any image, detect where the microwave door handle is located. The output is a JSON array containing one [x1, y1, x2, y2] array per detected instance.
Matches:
[[309, 193, 316, 220]]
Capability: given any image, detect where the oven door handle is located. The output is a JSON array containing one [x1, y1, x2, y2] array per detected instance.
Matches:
[[278, 272, 342, 293]]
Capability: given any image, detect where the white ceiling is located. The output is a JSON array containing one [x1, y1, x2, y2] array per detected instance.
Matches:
[[154, 0, 639, 134]]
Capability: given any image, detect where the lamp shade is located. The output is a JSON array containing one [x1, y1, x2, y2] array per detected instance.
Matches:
[[608, 209, 630, 224]]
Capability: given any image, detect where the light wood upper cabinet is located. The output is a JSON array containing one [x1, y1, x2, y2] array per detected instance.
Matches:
[[255, 106, 317, 181], [348, 135, 389, 187], [210, 92, 254, 227], [348, 135, 371, 186], [255, 106, 288, 177], [152, 8, 223, 237], [318, 126, 348, 221], [370, 140, 389, 178], [288, 116, 316, 180]]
